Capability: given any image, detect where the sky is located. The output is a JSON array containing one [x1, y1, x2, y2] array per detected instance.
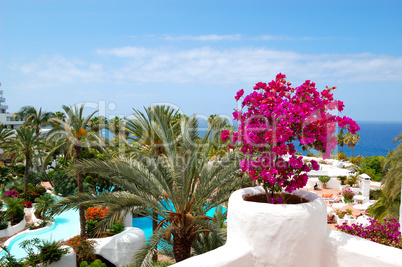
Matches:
[[0, 0, 401, 124]]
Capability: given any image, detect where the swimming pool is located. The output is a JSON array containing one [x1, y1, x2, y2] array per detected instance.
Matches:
[[132, 206, 227, 240], [0, 208, 80, 260], [1, 205, 226, 260]]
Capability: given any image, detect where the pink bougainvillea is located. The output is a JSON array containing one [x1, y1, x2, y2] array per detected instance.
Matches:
[[223, 73, 359, 200]]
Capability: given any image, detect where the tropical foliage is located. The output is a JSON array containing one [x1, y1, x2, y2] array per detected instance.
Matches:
[[368, 133, 402, 221], [51, 115, 247, 264], [344, 132, 360, 158], [3, 127, 44, 193], [46, 104, 104, 235]]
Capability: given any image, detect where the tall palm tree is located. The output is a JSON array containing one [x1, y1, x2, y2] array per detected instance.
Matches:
[[52, 116, 247, 264], [88, 116, 107, 135], [3, 127, 43, 193], [337, 132, 345, 152], [367, 133, 402, 221], [125, 105, 181, 156], [46, 104, 104, 235], [344, 132, 360, 158], [15, 106, 52, 135], [0, 124, 13, 164]]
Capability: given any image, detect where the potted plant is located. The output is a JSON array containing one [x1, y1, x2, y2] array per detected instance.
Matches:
[[334, 209, 346, 225], [346, 174, 360, 188], [337, 175, 347, 186], [220, 74, 359, 266], [318, 176, 331, 189], [345, 208, 353, 219], [221, 73, 359, 204], [342, 188, 355, 204]]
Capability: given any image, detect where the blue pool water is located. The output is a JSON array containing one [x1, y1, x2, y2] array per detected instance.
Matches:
[[1, 205, 226, 260], [0, 208, 80, 260], [132, 206, 227, 240]]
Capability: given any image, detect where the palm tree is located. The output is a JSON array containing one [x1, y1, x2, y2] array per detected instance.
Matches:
[[125, 105, 181, 156], [46, 104, 104, 235], [15, 106, 52, 135], [367, 190, 400, 221], [51, 116, 247, 264], [0, 124, 13, 164], [337, 132, 345, 152], [3, 127, 43, 193], [34, 193, 57, 219], [88, 116, 107, 135], [344, 132, 360, 158], [367, 133, 402, 222], [0, 124, 12, 143]]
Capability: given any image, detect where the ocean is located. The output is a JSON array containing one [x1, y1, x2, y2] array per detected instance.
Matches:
[[105, 121, 402, 158], [339, 121, 402, 158]]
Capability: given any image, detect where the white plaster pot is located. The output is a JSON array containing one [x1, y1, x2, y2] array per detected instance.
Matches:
[[226, 186, 327, 267]]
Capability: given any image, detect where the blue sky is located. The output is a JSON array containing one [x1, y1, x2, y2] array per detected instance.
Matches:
[[1, 0, 401, 123]]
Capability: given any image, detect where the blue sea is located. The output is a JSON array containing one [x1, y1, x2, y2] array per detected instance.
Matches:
[[339, 121, 402, 157], [104, 121, 402, 158]]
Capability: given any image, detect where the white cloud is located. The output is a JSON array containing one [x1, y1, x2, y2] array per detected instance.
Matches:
[[161, 34, 242, 41], [95, 46, 402, 84], [10, 55, 105, 85], [9, 47, 402, 87]]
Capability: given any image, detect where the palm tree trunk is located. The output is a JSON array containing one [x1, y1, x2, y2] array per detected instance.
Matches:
[[351, 146, 354, 158], [152, 213, 158, 262], [38, 149, 54, 188], [24, 156, 31, 193], [173, 232, 192, 262], [75, 145, 86, 236]]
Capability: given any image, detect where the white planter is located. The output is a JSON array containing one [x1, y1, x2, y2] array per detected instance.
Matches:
[[173, 186, 402, 267], [226, 187, 327, 267], [0, 217, 26, 238]]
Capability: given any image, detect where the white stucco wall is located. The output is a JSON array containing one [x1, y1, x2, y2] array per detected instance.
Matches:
[[173, 187, 402, 267], [91, 227, 146, 267], [0, 217, 26, 238]]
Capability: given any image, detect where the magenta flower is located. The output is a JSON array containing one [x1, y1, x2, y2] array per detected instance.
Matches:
[[235, 89, 244, 101], [221, 73, 359, 198], [220, 130, 230, 142]]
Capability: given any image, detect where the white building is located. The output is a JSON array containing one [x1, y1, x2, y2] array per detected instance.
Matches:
[[0, 86, 24, 130]]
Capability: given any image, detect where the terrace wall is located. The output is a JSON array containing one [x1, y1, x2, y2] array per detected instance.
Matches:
[[173, 187, 402, 267]]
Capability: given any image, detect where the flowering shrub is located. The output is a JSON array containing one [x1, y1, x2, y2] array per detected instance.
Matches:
[[66, 235, 96, 264], [335, 218, 402, 249], [342, 188, 355, 203], [22, 201, 32, 208], [222, 74, 359, 202], [85, 206, 109, 222], [4, 190, 18, 198]]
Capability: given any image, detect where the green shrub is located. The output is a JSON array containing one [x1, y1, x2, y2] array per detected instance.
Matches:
[[0, 211, 9, 230], [37, 239, 68, 265], [34, 193, 56, 219], [28, 171, 44, 187], [5, 198, 24, 224], [20, 238, 42, 266], [336, 151, 348, 161], [10, 164, 25, 177], [80, 259, 107, 267], [318, 176, 330, 187], [0, 246, 25, 267], [85, 220, 98, 237], [109, 221, 125, 235], [370, 189, 381, 200], [337, 175, 347, 185], [52, 168, 77, 197]]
